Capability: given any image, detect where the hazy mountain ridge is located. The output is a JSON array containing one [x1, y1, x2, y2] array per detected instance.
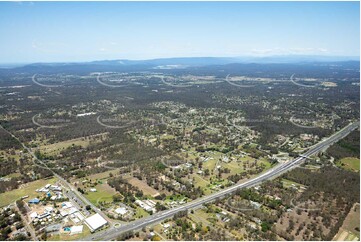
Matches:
[[2, 55, 359, 69]]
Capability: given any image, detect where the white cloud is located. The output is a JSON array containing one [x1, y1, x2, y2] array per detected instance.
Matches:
[[250, 47, 329, 56]]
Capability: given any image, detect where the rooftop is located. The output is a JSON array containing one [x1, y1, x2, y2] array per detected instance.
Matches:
[[84, 213, 107, 232]]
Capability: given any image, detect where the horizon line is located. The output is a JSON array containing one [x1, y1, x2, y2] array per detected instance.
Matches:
[[0, 54, 360, 66]]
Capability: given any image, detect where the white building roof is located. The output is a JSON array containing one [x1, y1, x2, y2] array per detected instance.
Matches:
[[45, 207, 53, 213], [30, 212, 38, 219], [84, 213, 107, 232], [74, 212, 85, 221], [115, 207, 128, 215], [60, 210, 68, 217], [62, 202, 73, 209], [68, 207, 79, 215], [70, 225, 83, 235]]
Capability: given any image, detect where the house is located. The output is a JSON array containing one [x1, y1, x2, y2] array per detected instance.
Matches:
[[250, 201, 261, 209]]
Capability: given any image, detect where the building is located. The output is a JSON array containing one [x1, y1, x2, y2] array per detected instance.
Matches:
[[29, 212, 38, 220], [115, 207, 128, 216], [84, 213, 108, 232], [70, 225, 83, 235], [135, 200, 156, 213], [45, 223, 62, 233], [37, 212, 50, 219], [45, 207, 54, 213], [28, 198, 40, 204], [62, 202, 73, 209]]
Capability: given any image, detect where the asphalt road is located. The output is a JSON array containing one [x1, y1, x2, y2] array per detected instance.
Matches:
[[82, 121, 359, 241], [0, 125, 113, 226]]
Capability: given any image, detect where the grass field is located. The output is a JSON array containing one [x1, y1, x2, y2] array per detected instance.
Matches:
[[85, 169, 119, 181], [191, 174, 210, 187], [134, 207, 150, 219], [189, 209, 213, 224], [84, 183, 117, 205], [222, 161, 245, 174], [333, 203, 360, 241], [0, 177, 58, 207], [39, 133, 106, 156], [337, 157, 360, 172], [48, 225, 91, 241], [127, 177, 160, 197], [281, 178, 305, 189]]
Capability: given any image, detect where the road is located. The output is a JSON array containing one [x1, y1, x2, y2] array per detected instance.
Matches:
[[0, 125, 113, 227], [81, 121, 359, 241], [14, 202, 38, 241]]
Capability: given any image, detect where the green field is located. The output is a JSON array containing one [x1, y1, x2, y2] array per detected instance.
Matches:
[[84, 183, 117, 205], [48, 224, 91, 241], [85, 169, 119, 181], [134, 207, 150, 219], [337, 157, 360, 172], [342, 203, 360, 237], [281, 178, 304, 189], [0, 177, 58, 207]]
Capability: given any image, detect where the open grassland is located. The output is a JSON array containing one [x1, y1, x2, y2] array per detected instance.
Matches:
[[333, 203, 360, 241], [126, 177, 160, 197], [85, 168, 119, 181], [337, 157, 360, 172], [40, 138, 90, 156], [0, 177, 57, 207], [48, 224, 91, 241], [84, 183, 117, 205], [134, 207, 149, 219], [39, 133, 106, 156], [281, 178, 305, 189]]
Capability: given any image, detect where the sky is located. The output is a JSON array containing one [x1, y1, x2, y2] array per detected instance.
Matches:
[[0, 1, 359, 63]]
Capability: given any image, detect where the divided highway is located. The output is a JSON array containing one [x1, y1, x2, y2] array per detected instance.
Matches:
[[83, 121, 359, 241]]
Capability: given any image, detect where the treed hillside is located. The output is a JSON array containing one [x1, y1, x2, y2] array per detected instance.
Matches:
[[327, 129, 360, 160]]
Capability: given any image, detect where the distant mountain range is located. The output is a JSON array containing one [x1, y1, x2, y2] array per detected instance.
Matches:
[[0, 55, 359, 73], [3, 55, 360, 67], [88, 55, 360, 66]]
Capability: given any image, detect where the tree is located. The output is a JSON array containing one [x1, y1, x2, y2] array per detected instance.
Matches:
[[113, 194, 122, 202]]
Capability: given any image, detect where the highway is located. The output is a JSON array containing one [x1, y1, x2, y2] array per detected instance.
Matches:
[[82, 121, 359, 241]]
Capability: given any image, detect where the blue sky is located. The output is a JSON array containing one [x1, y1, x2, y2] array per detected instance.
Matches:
[[0, 1, 359, 63]]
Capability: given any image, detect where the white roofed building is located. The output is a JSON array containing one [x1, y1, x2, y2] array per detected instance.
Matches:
[[115, 207, 128, 216], [70, 225, 83, 235], [84, 213, 108, 232]]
